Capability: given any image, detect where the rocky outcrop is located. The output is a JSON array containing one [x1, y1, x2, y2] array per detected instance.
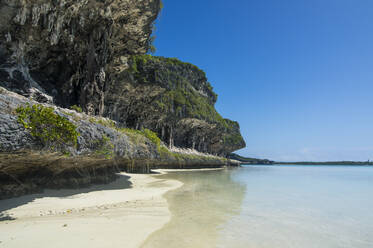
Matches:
[[0, 150, 231, 200], [0, 88, 159, 162], [0, 0, 245, 162], [0, 88, 234, 199], [0, 0, 247, 200], [0, 0, 161, 112], [0, 1, 245, 156], [104, 55, 246, 155]]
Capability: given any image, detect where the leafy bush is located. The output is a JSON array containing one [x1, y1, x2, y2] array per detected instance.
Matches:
[[16, 104, 80, 149], [129, 55, 207, 79], [128, 55, 226, 126], [119, 128, 146, 145], [94, 135, 114, 159], [70, 105, 83, 113], [120, 127, 161, 148], [147, 36, 157, 54], [89, 117, 116, 129], [160, 0, 164, 9], [223, 133, 244, 145], [142, 128, 161, 148], [156, 85, 229, 128]]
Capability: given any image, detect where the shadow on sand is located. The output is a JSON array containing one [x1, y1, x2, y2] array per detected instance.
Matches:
[[0, 173, 132, 221]]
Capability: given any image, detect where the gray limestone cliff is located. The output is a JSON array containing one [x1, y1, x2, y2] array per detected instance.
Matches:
[[0, 0, 245, 156], [104, 55, 245, 155], [0, 0, 246, 200], [0, 0, 161, 112], [0, 87, 234, 199]]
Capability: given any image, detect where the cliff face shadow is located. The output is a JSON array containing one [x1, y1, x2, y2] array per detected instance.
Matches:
[[0, 173, 132, 221]]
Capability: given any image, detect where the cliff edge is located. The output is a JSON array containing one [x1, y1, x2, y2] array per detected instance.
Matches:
[[0, 0, 245, 198]]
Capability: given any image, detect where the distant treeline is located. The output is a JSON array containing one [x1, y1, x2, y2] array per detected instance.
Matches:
[[228, 153, 373, 166], [228, 153, 274, 164], [276, 161, 373, 165]]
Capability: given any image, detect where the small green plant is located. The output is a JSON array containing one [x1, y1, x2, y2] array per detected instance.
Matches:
[[147, 36, 157, 54], [62, 111, 74, 116], [148, 44, 156, 54], [89, 117, 116, 129], [160, 0, 164, 9], [120, 128, 146, 145], [94, 135, 114, 159], [16, 104, 80, 149], [63, 151, 71, 157], [159, 145, 172, 158], [120, 128, 161, 149], [142, 128, 161, 148], [70, 105, 83, 113]]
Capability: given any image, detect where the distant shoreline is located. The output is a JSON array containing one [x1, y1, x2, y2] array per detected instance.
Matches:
[[240, 162, 373, 166], [230, 153, 373, 166], [275, 161, 373, 166]]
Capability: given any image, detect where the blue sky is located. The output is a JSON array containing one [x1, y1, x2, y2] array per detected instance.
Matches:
[[153, 0, 373, 161]]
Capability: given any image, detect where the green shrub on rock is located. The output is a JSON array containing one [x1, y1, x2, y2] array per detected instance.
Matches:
[[16, 104, 80, 150], [70, 105, 83, 113], [89, 117, 116, 129], [119, 127, 162, 150], [94, 135, 114, 159], [142, 128, 161, 148]]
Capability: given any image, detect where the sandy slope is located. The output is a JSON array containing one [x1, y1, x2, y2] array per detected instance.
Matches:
[[0, 173, 182, 248]]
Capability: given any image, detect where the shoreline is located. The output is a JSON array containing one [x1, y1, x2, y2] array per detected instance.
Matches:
[[153, 167, 226, 173], [0, 172, 183, 248]]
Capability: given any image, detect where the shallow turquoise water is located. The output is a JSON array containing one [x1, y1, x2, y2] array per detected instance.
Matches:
[[143, 165, 373, 248]]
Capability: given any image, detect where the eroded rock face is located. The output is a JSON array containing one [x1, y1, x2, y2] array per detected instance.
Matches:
[[0, 88, 158, 159], [0, 0, 160, 113], [0, 88, 232, 199], [0, 1, 245, 156], [104, 56, 246, 155], [173, 118, 245, 156]]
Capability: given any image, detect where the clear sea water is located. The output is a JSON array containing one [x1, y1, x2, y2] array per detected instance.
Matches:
[[142, 165, 373, 248]]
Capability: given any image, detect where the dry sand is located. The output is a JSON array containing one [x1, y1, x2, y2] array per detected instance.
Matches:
[[0, 173, 182, 248]]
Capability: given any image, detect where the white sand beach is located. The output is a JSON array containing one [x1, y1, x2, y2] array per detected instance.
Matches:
[[0, 173, 182, 248]]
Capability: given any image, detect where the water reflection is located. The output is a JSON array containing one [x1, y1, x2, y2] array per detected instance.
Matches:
[[141, 168, 246, 248]]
